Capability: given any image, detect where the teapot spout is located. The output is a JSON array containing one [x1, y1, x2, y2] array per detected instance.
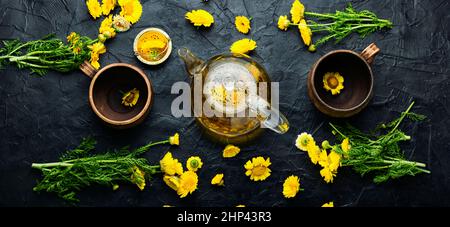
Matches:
[[178, 47, 204, 77]]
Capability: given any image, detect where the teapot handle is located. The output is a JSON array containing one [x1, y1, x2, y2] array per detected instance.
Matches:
[[247, 95, 290, 134]]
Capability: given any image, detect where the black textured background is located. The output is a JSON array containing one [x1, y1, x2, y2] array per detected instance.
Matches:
[[0, 0, 449, 207]]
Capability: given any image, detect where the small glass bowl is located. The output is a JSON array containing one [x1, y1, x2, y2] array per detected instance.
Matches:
[[133, 27, 172, 65]]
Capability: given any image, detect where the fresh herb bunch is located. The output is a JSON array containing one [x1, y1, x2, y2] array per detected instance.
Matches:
[[32, 137, 170, 202], [0, 33, 95, 76], [306, 3, 393, 46], [330, 102, 430, 183]]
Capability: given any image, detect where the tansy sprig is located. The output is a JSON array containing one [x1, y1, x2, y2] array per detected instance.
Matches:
[[31, 134, 177, 202], [0, 33, 97, 76], [277, 0, 392, 51], [329, 101, 430, 183]]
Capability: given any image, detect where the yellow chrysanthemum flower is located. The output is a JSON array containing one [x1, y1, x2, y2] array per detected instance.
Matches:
[[283, 175, 300, 198], [86, 0, 102, 19], [230, 38, 257, 55], [90, 42, 106, 55], [90, 54, 100, 69], [211, 173, 224, 186], [169, 133, 179, 146], [67, 32, 79, 45], [112, 15, 131, 32], [89, 42, 106, 69], [318, 149, 329, 168], [118, 0, 142, 24], [101, 0, 116, 15], [321, 202, 334, 207], [130, 166, 145, 190], [160, 152, 183, 176], [99, 15, 116, 39], [185, 9, 214, 27], [223, 144, 241, 158], [187, 156, 203, 172], [295, 132, 314, 151], [178, 171, 198, 198], [235, 16, 251, 34], [244, 156, 271, 181], [298, 19, 312, 46], [320, 167, 335, 183], [323, 72, 344, 95], [290, 0, 305, 24], [306, 143, 321, 165], [328, 151, 341, 172], [277, 15, 290, 31], [318, 149, 340, 183], [121, 88, 139, 107], [163, 175, 180, 191], [67, 32, 82, 54], [341, 138, 351, 155]]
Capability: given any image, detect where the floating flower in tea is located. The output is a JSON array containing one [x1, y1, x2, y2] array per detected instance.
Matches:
[[121, 88, 140, 107], [323, 72, 344, 95]]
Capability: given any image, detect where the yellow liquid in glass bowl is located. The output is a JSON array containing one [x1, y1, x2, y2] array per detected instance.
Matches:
[[136, 30, 169, 62]]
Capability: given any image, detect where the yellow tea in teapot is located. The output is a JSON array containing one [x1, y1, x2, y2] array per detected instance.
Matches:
[[178, 48, 290, 144], [198, 58, 270, 137]]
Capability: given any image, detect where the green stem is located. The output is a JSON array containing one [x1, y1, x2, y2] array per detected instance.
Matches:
[[308, 22, 337, 27], [149, 140, 170, 146], [382, 158, 428, 169], [389, 101, 415, 134], [8, 42, 33, 55], [15, 61, 50, 69], [311, 28, 331, 33], [305, 11, 336, 19], [0, 55, 13, 60], [329, 123, 347, 138], [32, 162, 73, 169]]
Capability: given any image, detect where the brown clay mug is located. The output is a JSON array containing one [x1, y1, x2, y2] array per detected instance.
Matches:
[[79, 61, 153, 129], [307, 43, 380, 118]]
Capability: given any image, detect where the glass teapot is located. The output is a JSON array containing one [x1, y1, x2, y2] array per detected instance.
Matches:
[[178, 48, 289, 144]]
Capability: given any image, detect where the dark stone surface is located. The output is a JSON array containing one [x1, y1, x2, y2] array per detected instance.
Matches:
[[0, 0, 449, 207]]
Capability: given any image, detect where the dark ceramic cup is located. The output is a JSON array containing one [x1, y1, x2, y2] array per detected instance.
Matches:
[[80, 61, 153, 129], [307, 43, 380, 118]]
